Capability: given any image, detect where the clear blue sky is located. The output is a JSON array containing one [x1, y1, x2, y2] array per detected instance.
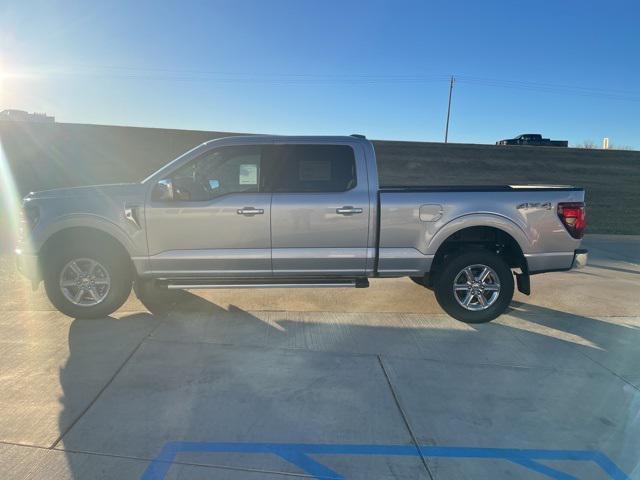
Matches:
[[1, 0, 639, 147]]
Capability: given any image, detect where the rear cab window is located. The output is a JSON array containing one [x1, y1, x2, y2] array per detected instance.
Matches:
[[262, 144, 357, 193]]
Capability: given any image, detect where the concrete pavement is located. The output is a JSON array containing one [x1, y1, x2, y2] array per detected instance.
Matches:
[[0, 235, 639, 479]]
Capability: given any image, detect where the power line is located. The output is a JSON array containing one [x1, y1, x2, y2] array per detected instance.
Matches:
[[16, 63, 640, 101], [455, 75, 640, 101]]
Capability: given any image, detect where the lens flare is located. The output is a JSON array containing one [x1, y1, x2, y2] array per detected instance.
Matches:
[[0, 138, 46, 322], [0, 140, 22, 251]]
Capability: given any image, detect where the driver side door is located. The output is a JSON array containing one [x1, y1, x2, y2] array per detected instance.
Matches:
[[145, 144, 272, 278]]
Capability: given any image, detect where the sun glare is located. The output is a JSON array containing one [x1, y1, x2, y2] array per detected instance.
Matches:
[[0, 141, 23, 250]]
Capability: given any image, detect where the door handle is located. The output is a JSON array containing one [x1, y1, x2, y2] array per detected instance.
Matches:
[[237, 207, 264, 215], [336, 206, 363, 215]]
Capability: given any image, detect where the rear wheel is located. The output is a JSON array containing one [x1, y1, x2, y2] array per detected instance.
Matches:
[[44, 244, 132, 319], [434, 250, 514, 323]]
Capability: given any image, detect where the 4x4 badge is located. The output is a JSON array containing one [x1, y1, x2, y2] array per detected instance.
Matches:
[[517, 202, 552, 210]]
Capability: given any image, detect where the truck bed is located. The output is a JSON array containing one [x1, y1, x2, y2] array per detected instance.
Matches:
[[375, 185, 585, 276]]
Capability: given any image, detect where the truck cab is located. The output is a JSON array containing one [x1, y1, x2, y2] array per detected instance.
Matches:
[[143, 136, 375, 278]]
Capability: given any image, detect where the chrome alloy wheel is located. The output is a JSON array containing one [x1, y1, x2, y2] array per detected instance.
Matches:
[[59, 258, 111, 307], [453, 264, 501, 311]]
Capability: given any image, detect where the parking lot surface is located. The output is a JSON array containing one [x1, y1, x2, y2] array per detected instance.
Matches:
[[0, 234, 639, 479]]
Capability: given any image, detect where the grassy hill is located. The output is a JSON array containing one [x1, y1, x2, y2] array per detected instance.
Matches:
[[1, 121, 638, 236]]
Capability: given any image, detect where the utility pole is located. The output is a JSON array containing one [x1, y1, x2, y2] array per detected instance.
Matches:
[[444, 75, 455, 143]]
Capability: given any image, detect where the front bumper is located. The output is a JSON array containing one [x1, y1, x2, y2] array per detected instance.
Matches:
[[15, 249, 41, 283], [571, 248, 588, 270]]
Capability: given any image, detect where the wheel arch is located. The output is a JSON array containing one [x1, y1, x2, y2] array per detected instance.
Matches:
[[427, 214, 531, 255], [39, 225, 133, 274], [428, 223, 529, 285]]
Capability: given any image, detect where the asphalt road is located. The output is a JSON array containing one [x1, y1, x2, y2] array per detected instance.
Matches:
[[0, 234, 639, 479]]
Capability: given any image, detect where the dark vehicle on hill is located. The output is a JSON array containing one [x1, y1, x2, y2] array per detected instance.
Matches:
[[497, 134, 568, 147]]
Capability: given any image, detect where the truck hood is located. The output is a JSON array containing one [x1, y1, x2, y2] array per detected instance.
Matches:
[[25, 183, 145, 200]]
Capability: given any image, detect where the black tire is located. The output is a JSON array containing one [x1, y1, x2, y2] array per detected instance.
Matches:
[[134, 279, 190, 316], [410, 274, 432, 289], [434, 250, 514, 323], [44, 242, 132, 319]]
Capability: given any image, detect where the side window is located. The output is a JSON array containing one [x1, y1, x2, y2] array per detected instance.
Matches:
[[263, 145, 357, 193], [172, 146, 262, 201]]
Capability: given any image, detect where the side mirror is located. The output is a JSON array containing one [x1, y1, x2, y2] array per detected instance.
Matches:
[[152, 178, 174, 201]]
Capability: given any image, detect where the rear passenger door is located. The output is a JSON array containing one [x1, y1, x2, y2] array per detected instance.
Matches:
[[266, 143, 370, 276]]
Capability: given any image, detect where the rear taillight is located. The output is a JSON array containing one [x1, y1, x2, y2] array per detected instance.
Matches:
[[557, 202, 586, 239]]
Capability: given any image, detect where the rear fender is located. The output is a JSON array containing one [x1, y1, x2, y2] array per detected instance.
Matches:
[[426, 213, 532, 256]]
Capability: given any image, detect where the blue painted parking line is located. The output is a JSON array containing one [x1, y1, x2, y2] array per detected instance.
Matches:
[[140, 442, 630, 480]]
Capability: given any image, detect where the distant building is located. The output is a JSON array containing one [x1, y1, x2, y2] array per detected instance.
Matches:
[[602, 138, 610, 149], [0, 109, 55, 123]]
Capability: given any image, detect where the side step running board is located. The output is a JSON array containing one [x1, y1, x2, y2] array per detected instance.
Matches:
[[163, 278, 370, 290]]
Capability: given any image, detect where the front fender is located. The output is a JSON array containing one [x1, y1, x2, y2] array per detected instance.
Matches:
[[31, 213, 141, 257]]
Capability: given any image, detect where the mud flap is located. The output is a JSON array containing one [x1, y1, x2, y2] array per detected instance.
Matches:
[[515, 272, 531, 295]]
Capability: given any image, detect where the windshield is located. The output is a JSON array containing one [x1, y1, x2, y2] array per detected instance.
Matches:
[[141, 143, 207, 184]]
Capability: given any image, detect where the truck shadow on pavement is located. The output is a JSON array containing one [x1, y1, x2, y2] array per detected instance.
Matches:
[[56, 293, 639, 479], [505, 300, 640, 383], [587, 263, 640, 276]]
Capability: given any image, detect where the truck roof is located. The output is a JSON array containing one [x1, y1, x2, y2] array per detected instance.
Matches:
[[203, 134, 371, 146]]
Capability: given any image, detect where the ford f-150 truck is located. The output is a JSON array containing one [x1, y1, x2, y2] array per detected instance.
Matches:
[[15, 135, 588, 323]]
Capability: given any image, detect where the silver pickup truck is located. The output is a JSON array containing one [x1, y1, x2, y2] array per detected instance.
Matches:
[[16, 135, 587, 323]]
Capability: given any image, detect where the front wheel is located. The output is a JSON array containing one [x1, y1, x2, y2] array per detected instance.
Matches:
[[44, 245, 132, 319], [434, 250, 514, 323]]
